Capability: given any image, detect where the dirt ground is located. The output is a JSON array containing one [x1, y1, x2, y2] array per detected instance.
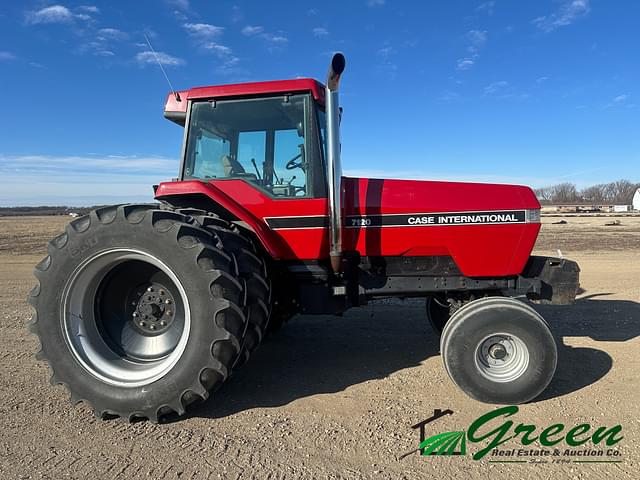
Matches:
[[0, 214, 638, 479]]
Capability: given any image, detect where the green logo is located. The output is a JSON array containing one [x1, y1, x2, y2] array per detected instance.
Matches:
[[403, 406, 624, 462]]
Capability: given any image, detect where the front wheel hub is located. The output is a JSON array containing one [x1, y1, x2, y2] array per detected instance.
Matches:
[[474, 333, 529, 383]]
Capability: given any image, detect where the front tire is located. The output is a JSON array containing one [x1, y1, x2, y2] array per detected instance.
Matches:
[[440, 297, 557, 404], [28, 205, 247, 422], [425, 295, 451, 334]]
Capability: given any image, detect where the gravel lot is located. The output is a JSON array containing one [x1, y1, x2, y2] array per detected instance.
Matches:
[[0, 214, 638, 479]]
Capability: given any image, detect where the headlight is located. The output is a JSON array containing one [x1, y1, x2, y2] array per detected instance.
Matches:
[[526, 209, 541, 223]]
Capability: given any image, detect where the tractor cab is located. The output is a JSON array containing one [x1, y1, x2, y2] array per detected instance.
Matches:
[[164, 80, 329, 199]]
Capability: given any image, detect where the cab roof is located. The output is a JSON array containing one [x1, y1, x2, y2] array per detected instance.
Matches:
[[164, 78, 325, 125]]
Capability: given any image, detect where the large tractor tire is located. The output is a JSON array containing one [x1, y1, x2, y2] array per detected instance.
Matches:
[[28, 205, 246, 422], [440, 297, 557, 404], [173, 209, 271, 368]]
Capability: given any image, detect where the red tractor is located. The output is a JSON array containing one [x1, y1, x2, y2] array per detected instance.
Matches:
[[29, 54, 579, 422]]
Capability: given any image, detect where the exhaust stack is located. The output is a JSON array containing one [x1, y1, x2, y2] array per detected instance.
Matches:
[[326, 53, 346, 273]]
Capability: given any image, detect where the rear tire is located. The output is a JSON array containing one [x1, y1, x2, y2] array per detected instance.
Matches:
[[28, 205, 247, 422], [440, 297, 557, 404], [174, 209, 272, 368]]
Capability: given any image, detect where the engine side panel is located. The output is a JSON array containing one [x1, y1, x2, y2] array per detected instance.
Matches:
[[341, 177, 541, 277]]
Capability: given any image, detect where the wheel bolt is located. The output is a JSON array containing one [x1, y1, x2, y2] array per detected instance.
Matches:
[[133, 312, 138, 318], [165, 299, 171, 305], [159, 289, 165, 296], [147, 287, 153, 292], [160, 321, 166, 326], [150, 325, 156, 330], [166, 310, 172, 316], [140, 322, 146, 327]]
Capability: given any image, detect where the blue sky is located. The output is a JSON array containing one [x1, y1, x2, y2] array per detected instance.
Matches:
[[0, 0, 638, 206]]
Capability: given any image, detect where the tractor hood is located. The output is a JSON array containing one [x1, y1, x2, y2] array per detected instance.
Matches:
[[341, 177, 541, 277]]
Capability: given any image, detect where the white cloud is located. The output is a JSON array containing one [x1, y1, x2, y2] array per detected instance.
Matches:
[[203, 43, 233, 57], [262, 33, 288, 45], [198, 36, 240, 73], [26, 5, 75, 24], [456, 30, 487, 70], [483, 80, 528, 100], [77, 5, 99, 13], [476, 1, 495, 14], [605, 94, 633, 108], [216, 56, 242, 76], [183, 23, 224, 38], [312, 27, 329, 37], [231, 6, 243, 23], [0, 154, 176, 173], [0, 51, 16, 61], [25, 4, 97, 24], [242, 26, 288, 48], [135, 51, 185, 66], [484, 80, 509, 95], [457, 57, 475, 70], [97, 28, 128, 41], [533, 0, 590, 32], [367, 0, 385, 6], [467, 29, 487, 52], [438, 90, 462, 102], [195, 33, 242, 74], [377, 46, 394, 58], [536, 76, 550, 83], [241, 25, 264, 36], [78, 28, 128, 57]]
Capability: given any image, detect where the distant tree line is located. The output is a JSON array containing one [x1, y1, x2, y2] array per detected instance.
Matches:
[[534, 179, 639, 205], [0, 206, 98, 217]]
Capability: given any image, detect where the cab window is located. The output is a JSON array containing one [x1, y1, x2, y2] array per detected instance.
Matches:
[[183, 94, 319, 198]]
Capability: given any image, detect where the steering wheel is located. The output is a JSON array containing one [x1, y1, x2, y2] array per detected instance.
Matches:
[[285, 153, 303, 170]]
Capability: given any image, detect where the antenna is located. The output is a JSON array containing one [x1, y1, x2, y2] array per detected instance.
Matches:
[[144, 33, 181, 101]]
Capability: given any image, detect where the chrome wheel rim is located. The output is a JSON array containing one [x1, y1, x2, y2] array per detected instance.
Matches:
[[474, 333, 529, 383], [62, 249, 191, 387]]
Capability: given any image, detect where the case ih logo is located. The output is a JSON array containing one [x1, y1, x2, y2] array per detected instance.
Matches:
[[400, 406, 624, 463]]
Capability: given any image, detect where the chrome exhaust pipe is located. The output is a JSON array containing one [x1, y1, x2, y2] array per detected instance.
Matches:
[[326, 52, 346, 273]]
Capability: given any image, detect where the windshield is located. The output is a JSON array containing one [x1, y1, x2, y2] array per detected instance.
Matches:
[[183, 94, 312, 198]]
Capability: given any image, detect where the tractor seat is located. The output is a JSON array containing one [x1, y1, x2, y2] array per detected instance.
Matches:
[[221, 154, 257, 182], [221, 154, 245, 176]]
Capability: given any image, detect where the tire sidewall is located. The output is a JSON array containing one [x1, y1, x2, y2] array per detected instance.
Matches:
[[34, 208, 237, 416]]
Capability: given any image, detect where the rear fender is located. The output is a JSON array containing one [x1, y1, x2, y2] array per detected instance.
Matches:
[[154, 180, 285, 258]]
